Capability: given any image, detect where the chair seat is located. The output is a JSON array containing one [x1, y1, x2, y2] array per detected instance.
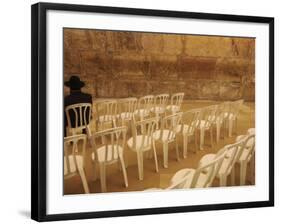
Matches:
[[166, 105, 180, 113], [224, 112, 235, 120], [64, 155, 83, 175], [176, 124, 194, 135], [134, 109, 150, 117], [170, 168, 208, 188], [98, 115, 115, 122], [153, 130, 176, 142], [127, 135, 152, 152], [198, 120, 212, 129], [151, 106, 165, 114], [116, 112, 134, 120], [91, 145, 123, 162]]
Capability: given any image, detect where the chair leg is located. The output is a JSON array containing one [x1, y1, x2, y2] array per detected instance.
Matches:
[[194, 131, 198, 153], [136, 151, 144, 180], [210, 128, 213, 147], [250, 157, 255, 184], [152, 141, 159, 173], [220, 175, 227, 187], [119, 157, 128, 187], [99, 163, 107, 192], [78, 168, 90, 194], [216, 122, 220, 143], [92, 161, 97, 181], [183, 134, 188, 158], [240, 161, 247, 185], [229, 119, 233, 137], [175, 138, 180, 161], [200, 128, 205, 150], [163, 143, 169, 168], [231, 166, 236, 185]]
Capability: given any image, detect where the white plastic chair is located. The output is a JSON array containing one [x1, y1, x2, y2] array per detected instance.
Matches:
[[91, 126, 128, 192], [127, 117, 159, 180], [166, 93, 185, 114], [95, 100, 118, 131], [225, 99, 244, 137], [65, 103, 92, 136], [153, 113, 182, 168], [199, 139, 245, 186], [151, 94, 170, 117], [116, 97, 138, 126], [176, 109, 201, 157], [169, 150, 225, 189], [197, 105, 218, 150], [235, 133, 255, 185], [214, 102, 230, 142], [134, 95, 154, 120], [64, 134, 89, 194]]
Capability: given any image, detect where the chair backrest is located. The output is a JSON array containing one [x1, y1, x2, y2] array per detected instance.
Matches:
[[180, 109, 202, 134], [91, 126, 127, 162], [64, 134, 87, 177], [236, 134, 255, 162], [95, 100, 118, 120], [160, 113, 182, 141], [170, 92, 185, 107], [230, 99, 244, 118], [154, 94, 170, 107], [200, 105, 218, 128], [219, 139, 246, 175], [190, 150, 226, 188], [137, 95, 154, 111], [65, 103, 92, 135], [216, 101, 230, 120], [117, 97, 138, 121], [131, 117, 158, 150]]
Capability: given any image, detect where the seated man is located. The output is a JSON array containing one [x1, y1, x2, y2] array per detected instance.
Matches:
[[64, 75, 92, 136]]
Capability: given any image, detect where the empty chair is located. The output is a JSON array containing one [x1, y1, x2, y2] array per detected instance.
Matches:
[[127, 117, 159, 180], [166, 93, 185, 114], [169, 150, 225, 189], [176, 109, 201, 158], [151, 94, 170, 117], [153, 113, 182, 168], [197, 105, 218, 150], [134, 95, 154, 120], [225, 99, 244, 137], [64, 134, 89, 194], [116, 97, 138, 126], [95, 100, 118, 131], [235, 133, 255, 185], [199, 139, 245, 186], [214, 102, 230, 142], [91, 126, 128, 192], [247, 128, 255, 135], [65, 103, 92, 136]]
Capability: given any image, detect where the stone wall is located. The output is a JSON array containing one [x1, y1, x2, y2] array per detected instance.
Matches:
[[64, 28, 255, 101]]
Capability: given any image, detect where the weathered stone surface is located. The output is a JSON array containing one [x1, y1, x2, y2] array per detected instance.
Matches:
[[219, 82, 242, 100], [64, 29, 255, 101]]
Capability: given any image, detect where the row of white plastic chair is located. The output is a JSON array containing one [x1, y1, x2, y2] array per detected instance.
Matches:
[[144, 128, 255, 191], [64, 98, 244, 193]]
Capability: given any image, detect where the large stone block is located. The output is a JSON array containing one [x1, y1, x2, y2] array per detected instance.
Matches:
[[150, 55, 177, 80], [198, 80, 220, 100], [177, 56, 217, 80], [219, 81, 242, 100]]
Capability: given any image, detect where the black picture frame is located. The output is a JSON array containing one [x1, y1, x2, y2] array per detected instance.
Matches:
[[31, 2, 274, 222]]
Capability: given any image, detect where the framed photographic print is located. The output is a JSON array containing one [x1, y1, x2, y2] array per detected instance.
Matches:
[[31, 2, 274, 222]]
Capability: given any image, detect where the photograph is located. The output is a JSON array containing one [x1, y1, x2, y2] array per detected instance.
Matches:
[[63, 28, 256, 194]]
